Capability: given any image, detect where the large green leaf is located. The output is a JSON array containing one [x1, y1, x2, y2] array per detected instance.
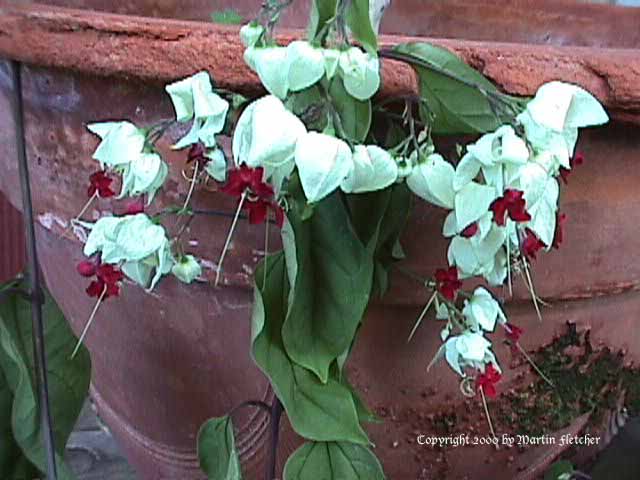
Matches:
[[346, 0, 378, 54], [198, 416, 242, 480], [0, 368, 37, 479], [251, 254, 369, 445], [283, 441, 386, 480], [281, 190, 374, 383], [308, 0, 339, 43], [392, 42, 525, 134], [347, 184, 412, 297], [329, 77, 372, 143], [0, 278, 91, 480]]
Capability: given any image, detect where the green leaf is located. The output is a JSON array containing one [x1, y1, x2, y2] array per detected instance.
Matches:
[[282, 190, 374, 383], [198, 416, 242, 480], [347, 0, 378, 54], [285, 86, 329, 132], [347, 184, 412, 297], [340, 373, 381, 424], [0, 278, 91, 479], [308, 0, 339, 43], [329, 77, 372, 143], [0, 368, 38, 479], [392, 42, 525, 134], [211, 9, 244, 25], [251, 254, 369, 445], [544, 460, 575, 480], [283, 441, 386, 480]]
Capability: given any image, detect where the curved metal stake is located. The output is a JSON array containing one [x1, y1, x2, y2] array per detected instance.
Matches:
[[10, 60, 59, 480], [266, 397, 283, 480]]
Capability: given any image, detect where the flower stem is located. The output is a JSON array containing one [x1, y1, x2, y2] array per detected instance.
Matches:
[[60, 192, 98, 240], [71, 285, 106, 359], [181, 160, 199, 213], [215, 192, 247, 287], [407, 290, 437, 343], [479, 386, 499, 448], [521, 257, 543, 322], [516, 343, 555, 388]]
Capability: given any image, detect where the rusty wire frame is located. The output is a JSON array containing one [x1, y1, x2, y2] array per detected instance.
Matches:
[[6, 60, 59, 480]]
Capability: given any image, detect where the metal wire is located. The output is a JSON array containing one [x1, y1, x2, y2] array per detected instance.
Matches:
[[10, 60, 59, 480]]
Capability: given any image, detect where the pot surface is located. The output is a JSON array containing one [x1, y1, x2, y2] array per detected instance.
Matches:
[[1, 2, 639, 478]]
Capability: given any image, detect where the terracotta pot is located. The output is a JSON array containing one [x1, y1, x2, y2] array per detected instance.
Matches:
[[1, 2, 639, 479]]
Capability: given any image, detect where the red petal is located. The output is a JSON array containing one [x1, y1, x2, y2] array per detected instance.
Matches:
[[570, 152, 584, 168], [124, 198, 145, 215], [96, 264, 124, 284], [503, 189, 524, 203], [552, 213, 567, 249], [460, 222, 479, 238], [508, 199, 532, 223], [76, 260, 97, 277], [435, 267, 459, 284], [86, 280, 104, 297], [220, 165, 254, 196], [98, 186, 116, 198], [187, 143, 207, 165], [490, 198, 509, 226], [250, 168, 275, 198], [439, 284, 456, 301], [105, 282, 121, 298], [505, 323, 524, 343], [521, 228, 546, 260], [245, 200, 268, 225], [559, 167, 570, 185]]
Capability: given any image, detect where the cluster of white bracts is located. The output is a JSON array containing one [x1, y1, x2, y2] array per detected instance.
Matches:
[[83, 20, 609, 383], [87, 122, 167, 204], [232, 94, 399, 202], [82, 73, 230, 289], [241, 23, 380, 102], [413, 82, 608, 377]]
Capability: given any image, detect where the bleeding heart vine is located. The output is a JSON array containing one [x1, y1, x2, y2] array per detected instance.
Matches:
[[67, 0, 609, 478]]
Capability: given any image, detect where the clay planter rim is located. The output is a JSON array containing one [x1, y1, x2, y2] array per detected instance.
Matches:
[[0, 3, 639, 124]]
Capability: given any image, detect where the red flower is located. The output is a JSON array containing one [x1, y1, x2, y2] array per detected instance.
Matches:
[[504, 323, 524, 343], [552, 213, 567, 249], [559, 152, 584, 185], [76, 260, 97, 277], [490, 189, 531, 226], [124, 197, 145, 215], [476, 364, 501, 398], [460, 222, 479, 238], [220, 165, 274, 198], [78, 260, 123, 299], [221, 165, 285, 228], [186, 142, 217, 171], [435, 267, 462, 301], [88, 171, 115, 198], [521, 228, 546, 260], [244, 199, 285, 228]]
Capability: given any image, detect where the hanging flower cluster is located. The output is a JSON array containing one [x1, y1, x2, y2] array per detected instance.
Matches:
[[410, 81, 608, 391]]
